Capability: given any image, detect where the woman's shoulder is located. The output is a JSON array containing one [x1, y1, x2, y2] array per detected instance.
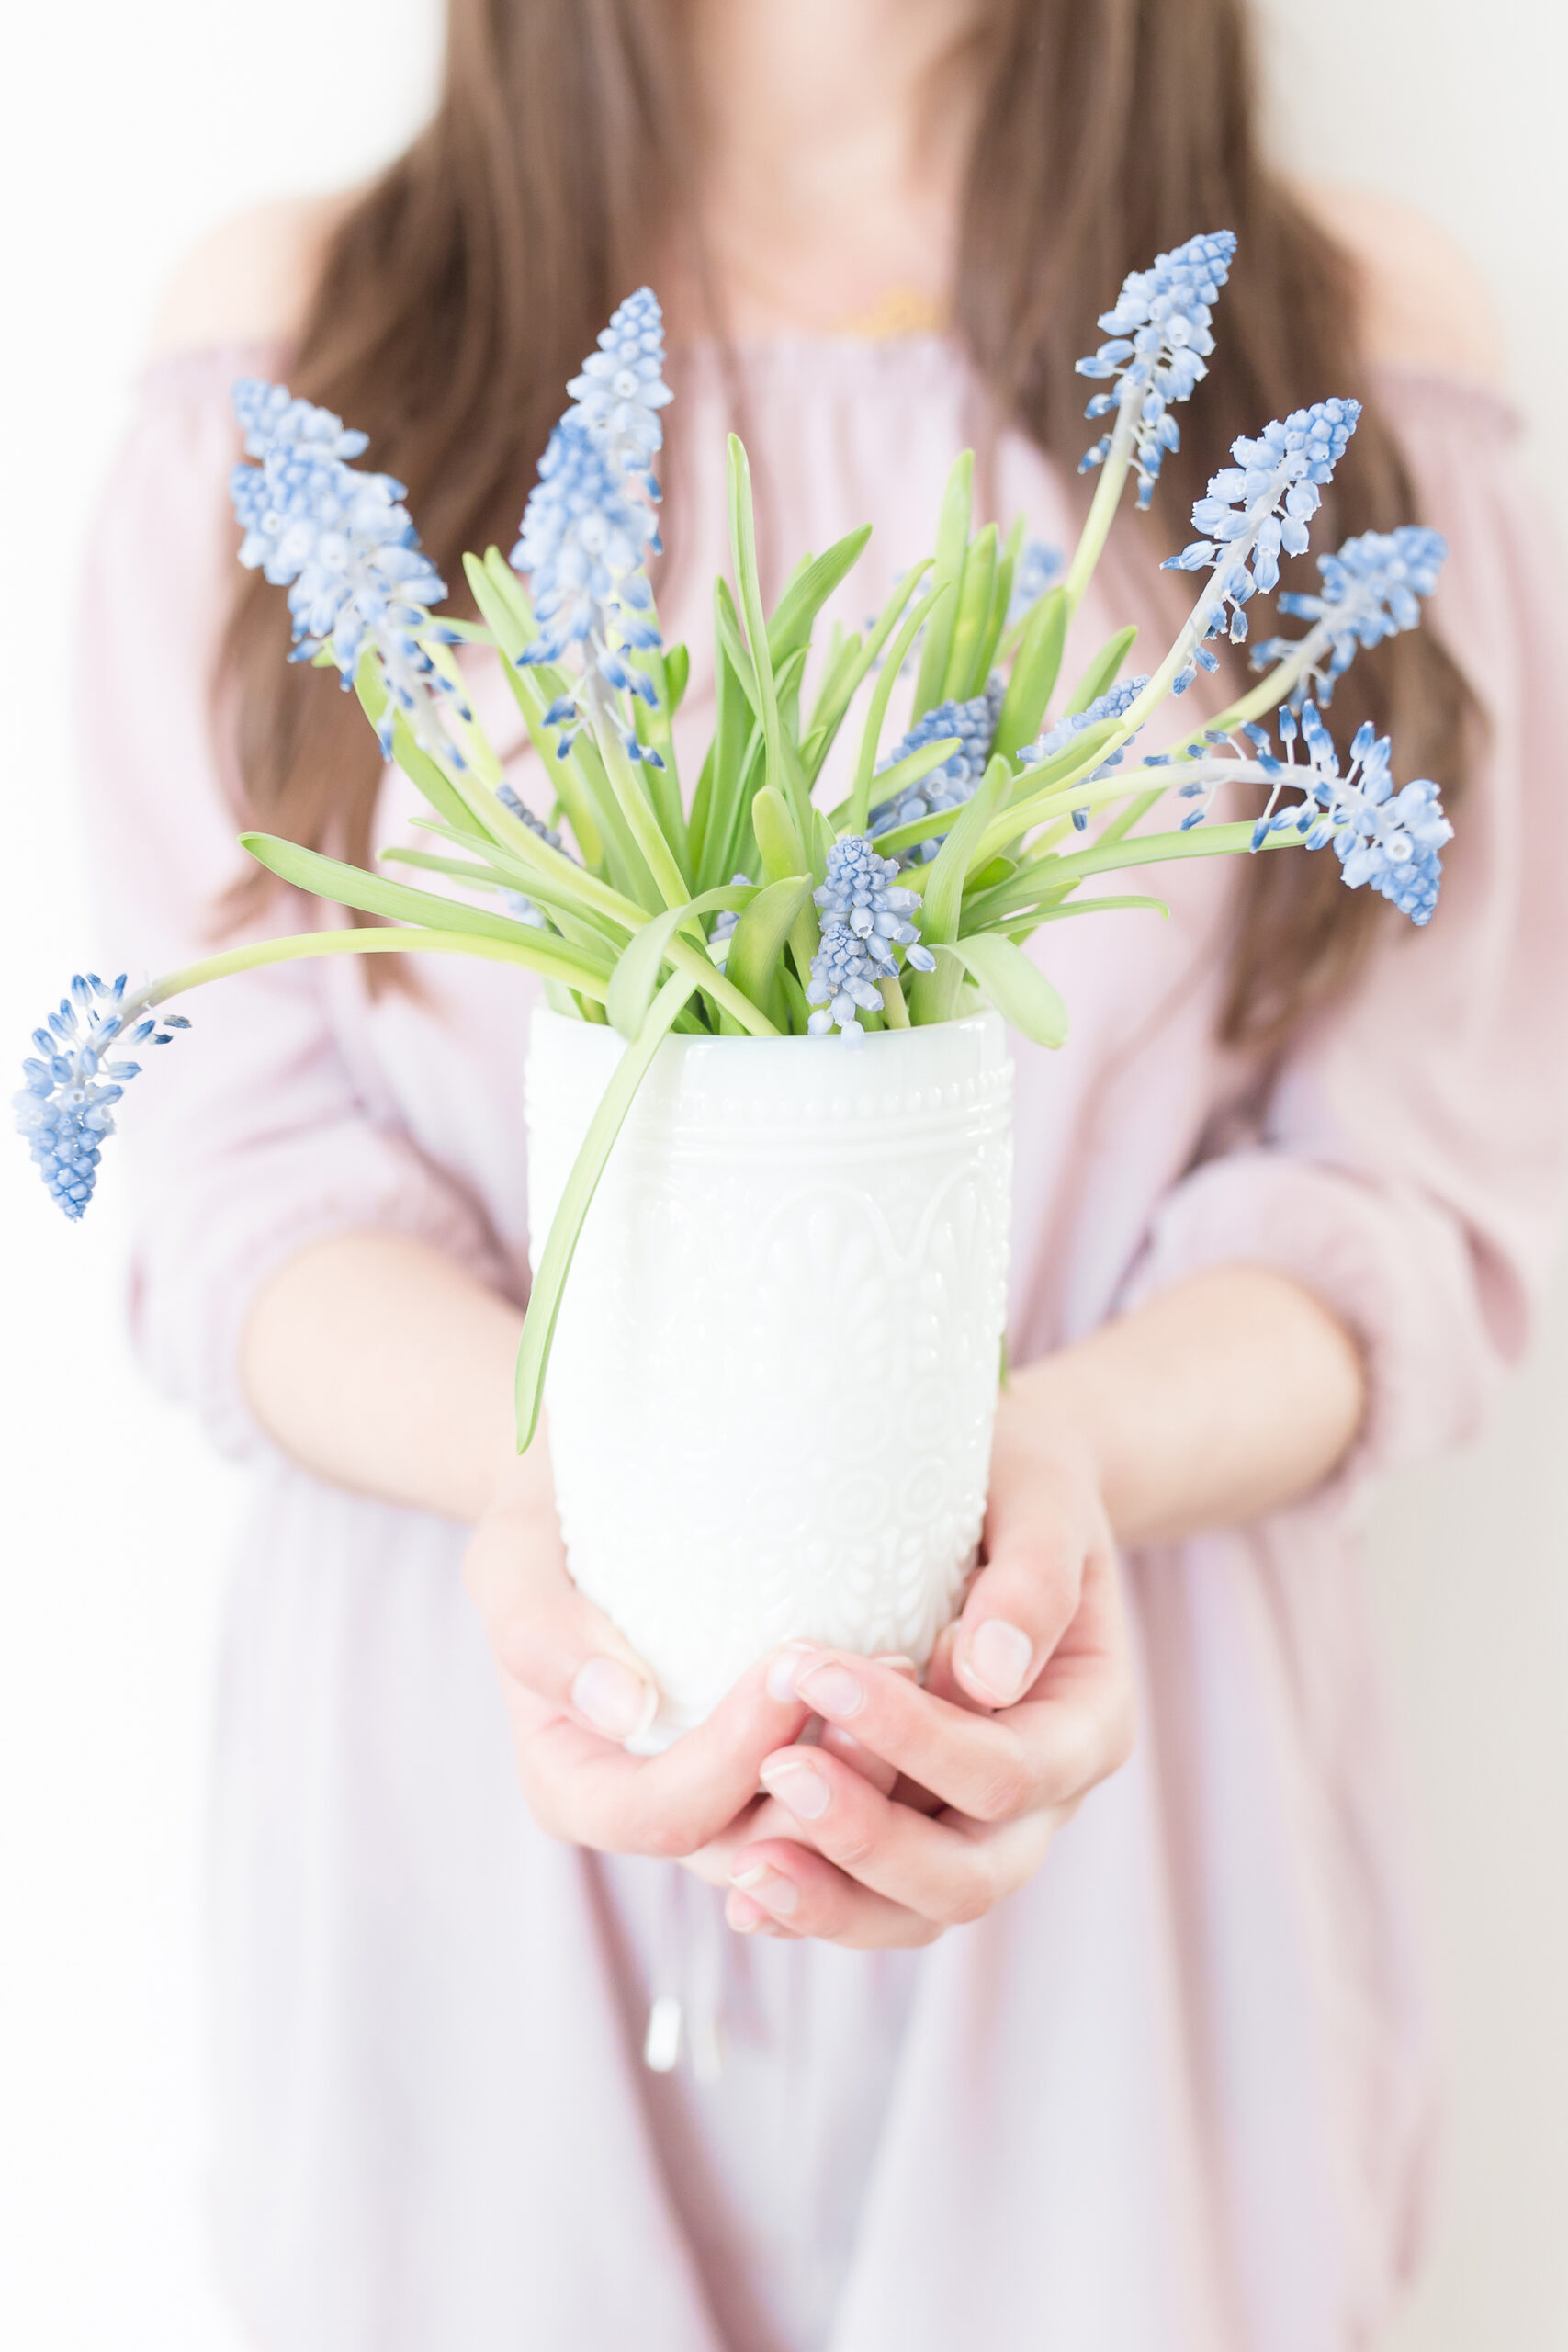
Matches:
[[1296, 178, 1506, 390], [148, 190, 355, 359]]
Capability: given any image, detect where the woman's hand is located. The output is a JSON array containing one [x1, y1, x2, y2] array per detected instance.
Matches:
[[700, 1385, 1136, 1948], [462, 1429, 816, 1858]]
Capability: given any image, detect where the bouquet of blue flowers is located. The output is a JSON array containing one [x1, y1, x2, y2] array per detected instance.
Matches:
[[17, 232, 1451, 1450]]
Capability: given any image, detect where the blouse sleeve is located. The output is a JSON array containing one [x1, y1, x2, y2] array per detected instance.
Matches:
[[76, 351, 513, 1461], [1121, 369, 1568, 1487]]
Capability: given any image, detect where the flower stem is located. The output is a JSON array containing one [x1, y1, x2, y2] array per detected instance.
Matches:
[[1062, 394, 1138, 612]]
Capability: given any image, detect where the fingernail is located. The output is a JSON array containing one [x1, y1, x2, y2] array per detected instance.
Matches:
[[729, 1861, 799, 1917], [726, 1890, 764, 1933], [795, 1660, 864, 1720], [765, 1643, 818, 1703], [964, 1617, 1035, 1706], [759, 1754, 831, 1818], [874, 1653, 919, 1679], [571, 1657, 658, 1741]]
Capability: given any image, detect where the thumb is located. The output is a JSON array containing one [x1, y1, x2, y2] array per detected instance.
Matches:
[[948, 1489, 1091, 1713], [463, 1435, 660, 1746]]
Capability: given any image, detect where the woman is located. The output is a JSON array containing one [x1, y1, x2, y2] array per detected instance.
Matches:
[[86, 1, 1566, 2346]]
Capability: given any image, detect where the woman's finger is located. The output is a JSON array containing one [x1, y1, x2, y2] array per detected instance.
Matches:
[[462, 1430, 664, 1743], [510, 1655, 814, 1857], [773, 1555, 1134, 1820], [726, 1839, 941, 1949], [768, 1650, 1048, 1820], [946, 1429, 1102, 1711], [739, 1747, 1061, 1928]]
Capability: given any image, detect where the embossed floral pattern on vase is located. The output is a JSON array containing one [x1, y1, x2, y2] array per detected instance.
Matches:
[[525, 1012, 1014, 1747]]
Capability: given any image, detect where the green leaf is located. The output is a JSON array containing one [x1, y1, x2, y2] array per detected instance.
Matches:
[[942, 522, 998, 703], [993, 586, 1068, 759], [803, 561, 932, 775], [605, 884, 756, 1039], [912, 451, 974, 718], [945, 931, 1069, 1048], [714, 577, 760, 712], [728, 436, 791, 822], [726, 874, 812, 1023], [768, 526, 873, 664], [514, 970, 699, 1451], [664, 642, 691, 713], [241, 832, 610, 978], [1064, 624, 1139, 717], [845, 578, 953, 833], [751, 784, 807, 885]]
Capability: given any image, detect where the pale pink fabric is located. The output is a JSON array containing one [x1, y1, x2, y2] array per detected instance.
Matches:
[[78, 336, 1568, 2352]]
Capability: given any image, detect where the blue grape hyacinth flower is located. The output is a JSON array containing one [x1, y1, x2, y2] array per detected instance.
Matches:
[[513, 290, 671, 763], [564, 286, 673, 487], [1007, 537, 1065, 623], [1162, 399, 1361, 688], [868, 678, 1005, 863], [808, 837, 936, 1042], [14, 975, 189, 1219], [230, 379, 467, 762], [1077, 230, 1237, 506], [1251, 525, 1449, 703], [1165, 703, 1450, 923], [1019, 675, 1151, 829], [494, 782, 569, 929]]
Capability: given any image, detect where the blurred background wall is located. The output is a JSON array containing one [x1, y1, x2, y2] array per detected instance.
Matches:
[[0, 3, 1562, 2344]]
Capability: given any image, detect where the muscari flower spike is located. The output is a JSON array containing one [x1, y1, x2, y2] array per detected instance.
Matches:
[[1162, 704, 1450, 924], [868, 677, 1006, 864], [494, 782, 570, 930], [230, 379, 468, 763], [1019, 675, 1151, 830], [513, 288, 671, 766], [710, 876, 753, 956], [1007, 537, 1065, 624], [1162, 399, 1362, 689], [1077, 230, 1237, 507], [807, 837, 936, 1044], [1251, 524, 1449, 704], [14, 975, 189, 1220]]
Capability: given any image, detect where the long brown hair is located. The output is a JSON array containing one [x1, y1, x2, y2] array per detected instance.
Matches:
[[221, 0, 1473, 1051]]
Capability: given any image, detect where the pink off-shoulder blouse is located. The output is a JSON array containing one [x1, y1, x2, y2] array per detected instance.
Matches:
[[79, 335, 1568, 2352]]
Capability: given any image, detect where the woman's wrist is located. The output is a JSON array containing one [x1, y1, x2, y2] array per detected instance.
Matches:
[[1002, 1266, 1368, 1550]]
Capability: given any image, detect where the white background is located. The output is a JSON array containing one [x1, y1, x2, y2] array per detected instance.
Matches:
[[0, 4, 1563, 2344]]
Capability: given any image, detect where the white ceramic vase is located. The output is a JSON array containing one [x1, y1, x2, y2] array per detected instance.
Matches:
[[524, 1006, 1014, 1750]]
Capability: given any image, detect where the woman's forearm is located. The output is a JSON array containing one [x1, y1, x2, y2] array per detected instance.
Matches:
[[240, 1231, 525, 1522], [1018, 1265, 1367, 1549]]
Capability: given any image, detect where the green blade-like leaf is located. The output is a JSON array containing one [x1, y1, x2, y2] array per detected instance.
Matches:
[[241, 832, 612, 978], [605, 884, 757, 1039], [911, 451, 974, 718], [728, 435, 795, 827], [750, 784, 807, 885], [726, 874, 812, 1021], [845, 579, 953, 834], [993, 586, 1068, 760], [945, 930, 1069, 1049], [664, 643, 691, 713], [942, 522, 998, 703], [514, 969, 699, 1451], [803, 561, 933, 776], [919, 756, 1010, 947], [767, 525, 873, 664], [1064, 623, 1139, 717]]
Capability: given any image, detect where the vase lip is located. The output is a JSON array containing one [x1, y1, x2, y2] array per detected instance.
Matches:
[[529, 1005, 1008, 1063]]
